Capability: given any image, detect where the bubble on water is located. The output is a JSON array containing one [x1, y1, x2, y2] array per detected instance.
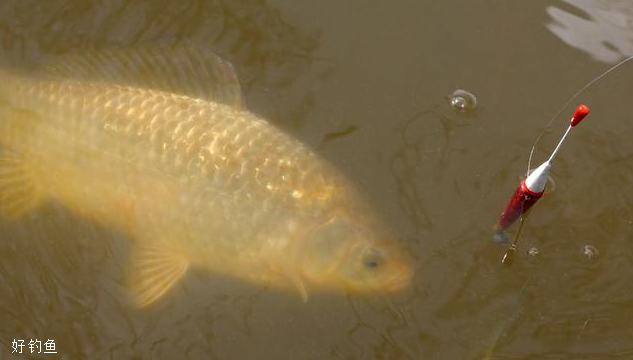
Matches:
[[582, 244, 599, 259], [527, 247, 539, 257], [449, 89, 477, 111]]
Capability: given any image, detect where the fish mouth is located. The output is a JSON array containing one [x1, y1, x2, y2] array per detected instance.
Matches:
[[386, 274, 411, 292], [383, 264, 413, 291], [386, 253, 414, 292]]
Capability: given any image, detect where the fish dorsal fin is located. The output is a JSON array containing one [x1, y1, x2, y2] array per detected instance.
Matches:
[[40, 43, 243, 108], [127, 242, 190, 307]]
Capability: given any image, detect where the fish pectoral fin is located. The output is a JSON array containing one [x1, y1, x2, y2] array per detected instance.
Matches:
[[270, 259, 309, 302], [289, 272, 309, 302], [39, 43, 243, 109], [127, 243, 190, 307], [0, 150, 45, 220]]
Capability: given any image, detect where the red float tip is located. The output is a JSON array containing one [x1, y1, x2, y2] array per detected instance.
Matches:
[[571, 104, 589, 127]]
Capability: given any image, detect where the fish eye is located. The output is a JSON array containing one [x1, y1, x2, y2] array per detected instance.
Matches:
[[362, 248, 383, 269]]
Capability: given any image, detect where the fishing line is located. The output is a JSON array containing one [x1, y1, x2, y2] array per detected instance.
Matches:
[[526, 54, 633, 176]]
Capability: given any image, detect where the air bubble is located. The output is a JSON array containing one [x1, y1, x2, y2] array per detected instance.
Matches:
[[527, 247, 539, 257], [449, 89, 477, 111], [582, 244, 599, 259]]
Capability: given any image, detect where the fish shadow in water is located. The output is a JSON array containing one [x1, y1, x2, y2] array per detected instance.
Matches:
[[0, 201, 278, 357]]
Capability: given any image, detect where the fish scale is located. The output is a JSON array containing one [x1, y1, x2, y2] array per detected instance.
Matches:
[[2, 72, 349, 246]]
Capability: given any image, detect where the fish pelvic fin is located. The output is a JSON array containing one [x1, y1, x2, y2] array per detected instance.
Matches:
[[39, 42, 243, 109], [0, 150, 45, 220], [127, 242, 190, 307]]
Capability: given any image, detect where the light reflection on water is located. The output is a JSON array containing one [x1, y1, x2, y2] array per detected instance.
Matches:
[[1, 0, 633, 359], [547, 0, 633, 63]]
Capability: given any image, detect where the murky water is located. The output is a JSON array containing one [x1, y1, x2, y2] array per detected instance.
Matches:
[[1, 0, 633, 359]]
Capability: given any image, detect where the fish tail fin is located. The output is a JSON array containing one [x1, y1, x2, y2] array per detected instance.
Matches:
[[0, 149, 46, 220]]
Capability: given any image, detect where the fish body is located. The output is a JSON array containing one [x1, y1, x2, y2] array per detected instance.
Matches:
[[0, 45, 411, 305]]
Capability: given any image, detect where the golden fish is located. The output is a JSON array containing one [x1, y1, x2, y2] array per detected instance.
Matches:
[[0, 44, 411, 306]]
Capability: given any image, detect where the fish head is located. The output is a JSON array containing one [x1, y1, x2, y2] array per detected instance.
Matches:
[[298, 211, 412, 293]]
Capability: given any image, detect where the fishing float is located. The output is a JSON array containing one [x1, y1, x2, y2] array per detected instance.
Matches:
[[494, 104, 590, 261]]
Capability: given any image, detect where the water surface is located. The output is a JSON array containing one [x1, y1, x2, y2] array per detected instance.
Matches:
[[1, 0, 633, 359]]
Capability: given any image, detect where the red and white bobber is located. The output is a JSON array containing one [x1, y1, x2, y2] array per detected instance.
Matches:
[[494, 104, 590, 243]]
